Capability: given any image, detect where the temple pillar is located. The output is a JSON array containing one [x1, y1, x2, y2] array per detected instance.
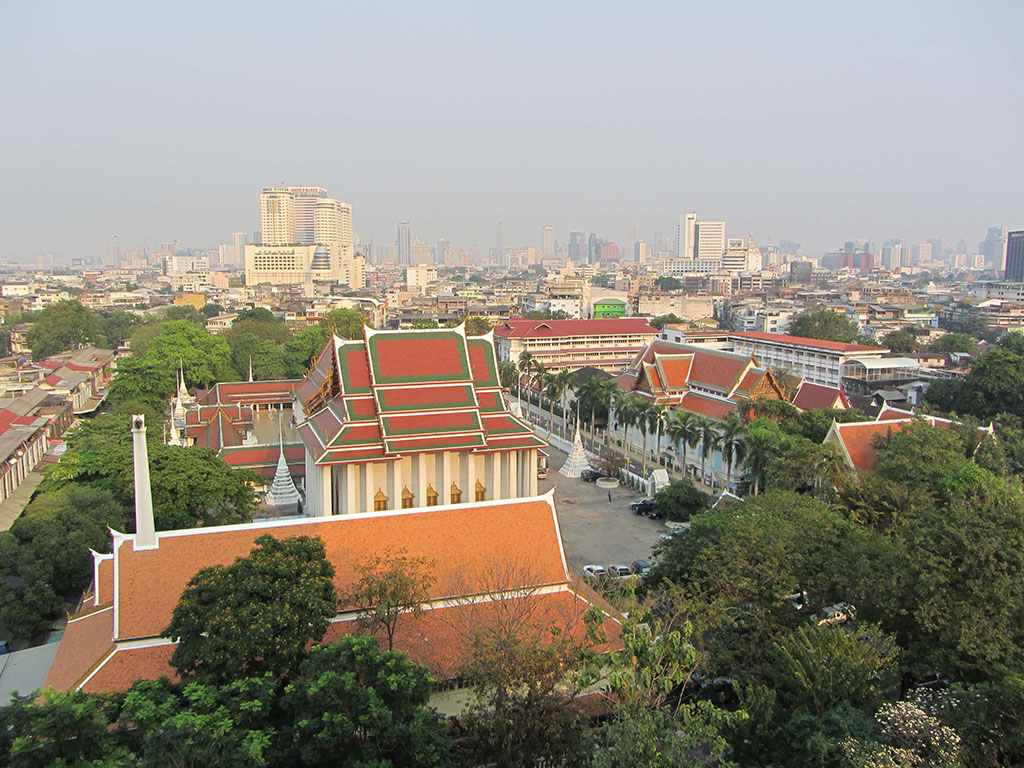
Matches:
[[441, 451, 452, 505], [389, 459, 402, 511], [345, 464, 358, 515]]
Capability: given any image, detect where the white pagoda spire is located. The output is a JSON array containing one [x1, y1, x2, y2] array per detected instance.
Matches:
[[560, 404, 590, 478], [177, 358, 188, 401], [248, 355, 253, 382], [265, 414, 301, 513]]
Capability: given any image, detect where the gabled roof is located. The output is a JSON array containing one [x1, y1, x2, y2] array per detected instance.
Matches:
[[297, 327, 544, 465], [792, 382, 850, 411], [45, 493, 622, 692], [825, 420, 909, 472]]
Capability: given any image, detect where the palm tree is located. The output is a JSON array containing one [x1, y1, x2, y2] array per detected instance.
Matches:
[[633, 400, 654, 477], [613, 391, 638, 461], [743, 430, 773, 495], [527, 360, 547, 421], [695, 416, 721, 489], [666, 410, 699, 479], [719, 417, 746, 491], [648, 403, 668, 467], [499, 361, 518, 392], [595, 379, 618, 447], [549, 368, 575, 435], [576, 377, 609, 444], [516, 351, 533, 411]]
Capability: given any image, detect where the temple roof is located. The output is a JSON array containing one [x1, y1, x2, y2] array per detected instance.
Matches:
[[45, 494, 622, 692], [297, 327, 544, 465]]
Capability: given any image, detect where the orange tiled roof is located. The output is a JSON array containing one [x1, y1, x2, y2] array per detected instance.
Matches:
[[48, 495, 622, 693], [832, 420, 910, 472], [792, 382, 849, 411]]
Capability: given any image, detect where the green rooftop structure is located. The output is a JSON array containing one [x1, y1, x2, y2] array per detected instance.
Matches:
[[593, 297, 627, 318]]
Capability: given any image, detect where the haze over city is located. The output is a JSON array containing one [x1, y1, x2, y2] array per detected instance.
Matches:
[[2, 1, 1021, 262]]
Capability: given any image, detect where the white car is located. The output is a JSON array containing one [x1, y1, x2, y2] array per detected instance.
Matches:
[[607, 564, 632, 578], [582, 564, 606, 579]]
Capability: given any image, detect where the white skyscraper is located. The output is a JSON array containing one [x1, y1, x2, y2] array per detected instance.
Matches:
[[695, 220, 726, 260], [542, 225, 554, 256], [260, 188, 295, 246], [232, 231, 247, 265], [676, 212, 696, 259], [289, 186, 328, 244]]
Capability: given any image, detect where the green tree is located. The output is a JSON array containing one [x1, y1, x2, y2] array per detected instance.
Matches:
[[465, 315, 493, 335], [411, 318, 440, 329], [666, 409, 700, 477], [200, 302, 224, 318], [695, 415, 721, 486], [283, 637, 450, 767], [323, 307, 366, 338], [655, 276, 683, 291], [789, 309, 861, 343], [143, 320, 238, 388], [24, 300, 99, 359], [929, 332, 977, 355], [162, 305, 206, 325], [843, 698, 961, 768], [96, 310, 140, 348], [652, 479, 708, 522], [165, 535, 337, 684], [282, 325, 330, 378], [771, 624, 899, 716], [649, 313, 683, 330], [226, 332, 287, 381], [0, 688, 131, 768], [719, 416, 746, 489], [342, 548, 435, 652], [881, 329, 916, 353], [233, 307, 278, 324]]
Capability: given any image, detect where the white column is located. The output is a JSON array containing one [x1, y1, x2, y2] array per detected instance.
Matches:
[[390, 459, 402, 510], [364, 463, 376, 513], [345, 464, 358, 515], [467, 453, 478, 503], [441, 452, 452, 505], [508, 450, 519, 498], [416, 454, 428, 509], [322, 464, 334, 515], [529, 450, 538, 495]]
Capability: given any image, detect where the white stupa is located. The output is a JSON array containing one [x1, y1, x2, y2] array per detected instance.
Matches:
[[560, 427, 590, 478], [265, 416, 302, 514]]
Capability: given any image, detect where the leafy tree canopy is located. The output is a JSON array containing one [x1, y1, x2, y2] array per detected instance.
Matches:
[[788, 309, 861, 343], [24, 300, 100, 359]]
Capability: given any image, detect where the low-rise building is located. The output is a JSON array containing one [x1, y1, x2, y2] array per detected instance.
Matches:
[[729, 331, 887, 388], [493, 317, 658, 373]]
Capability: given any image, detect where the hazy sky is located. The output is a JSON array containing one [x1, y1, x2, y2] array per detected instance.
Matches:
[[2, 1, 1022, 261]]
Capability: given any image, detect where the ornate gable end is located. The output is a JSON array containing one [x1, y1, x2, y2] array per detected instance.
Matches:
[[749, 369, 786, 400]]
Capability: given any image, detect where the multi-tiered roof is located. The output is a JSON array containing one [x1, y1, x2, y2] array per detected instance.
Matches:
[[296, 326, 545, 466]]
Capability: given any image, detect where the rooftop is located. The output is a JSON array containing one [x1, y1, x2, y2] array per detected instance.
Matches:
[[731, 331, 885, 354], [494, 317, 657, 339]]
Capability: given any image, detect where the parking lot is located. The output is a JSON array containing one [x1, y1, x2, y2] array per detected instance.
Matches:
[[538, 444, 668, 572]]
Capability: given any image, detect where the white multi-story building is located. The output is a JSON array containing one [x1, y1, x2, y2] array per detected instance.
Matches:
[[289, 186, 328, 244], [728, 331, 887, 388], [494, 317, 658, 373], [406, 264, 438, 292], [695, 220, 726, 261], [259, 188, 295, 246], [676, 212, 697, 259]]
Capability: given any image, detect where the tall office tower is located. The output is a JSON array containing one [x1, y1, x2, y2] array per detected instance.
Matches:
[[260, 188, 296, 245], [634, 241, 649, 264], [288, 187, 328, 244], [232, 231, 247, 266], [1005, 231, 1024, 281], [398, 221, 411, 264], [568, 232, 586, 264], [496, 220, 505, 266], [587, 233, 600, 264], [982, 226, 1008, 269], [542, 225, 554, 256], [881, 240, 903, 270], [927, 238, 944, 264], [105, 234, 120, 266], [436, 238, 450, 265], [675, 212, 696, 259], [911, 243, 932, 264], [625, 225, 640, 262], [314, 199, 353, 251], [694, 220, 726, 260]]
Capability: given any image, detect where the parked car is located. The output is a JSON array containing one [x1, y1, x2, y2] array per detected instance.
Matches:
[[607, 564, 632, 578], [630, 497, 655, 515], [658, 532, 676, 542], [817, 602, 857, 626], [537, 466, 548, 479], [582, 564, 606, 579], [581, 469, 602, 482], [630, 559, 651, 576]]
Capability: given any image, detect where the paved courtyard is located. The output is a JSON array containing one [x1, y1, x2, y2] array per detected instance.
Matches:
[[538, 444, 667, 572]]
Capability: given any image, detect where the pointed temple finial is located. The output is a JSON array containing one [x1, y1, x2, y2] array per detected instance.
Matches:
[[248, 355, 254, 383]]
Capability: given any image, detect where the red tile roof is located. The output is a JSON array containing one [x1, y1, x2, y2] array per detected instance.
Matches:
[[47, 495, 622, 692], [494, 318, 657, 339], [732, 331, 883, 353], [831, 420, 909, 472], [792, 382, 849, 411], [678, 393, 737, 421]]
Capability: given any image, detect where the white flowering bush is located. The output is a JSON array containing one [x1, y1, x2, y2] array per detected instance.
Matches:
[[842, 700, 961, 768]]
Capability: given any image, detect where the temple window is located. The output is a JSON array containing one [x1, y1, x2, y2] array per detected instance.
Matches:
[[373, 488, 388, 512], [450, 482, 462, 504], [475, 480, 487, 502], [426, 484, 438, 506], [402, 486, 414, 509]]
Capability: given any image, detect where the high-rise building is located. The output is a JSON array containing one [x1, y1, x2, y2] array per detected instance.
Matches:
[[568, 232, 586, 264], [911, 243, 932, 264], [105, 234, 120, 266], [260, 188, 295, 245], [289, 187, 328, 244], [542, 225, 554, 256], [982, 226, 1008, 269], [587, 233, 600, 264], [676, 212, 696, 259], [496, 220, 505, 266], [1005, 231, 1024, 282], [232, 231, 247, 266], [398, 221, 411, 265], [436, 238, 450, 265], [927, 238, 944, 264], [881, 240, 904, 270], [314, 199, 353, 251], [634, 241, 648, 264], [694, 220, 726, 260]]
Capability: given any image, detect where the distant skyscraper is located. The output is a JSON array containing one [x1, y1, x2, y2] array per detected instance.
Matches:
[[542, 225, 554, 256], [232, 231, 247, 266], [288, 186, 328, 244], [398, 221, 411, 265], [927, 238, 944, 264], [105, 234, 120, 266], [982, 226, 1008, 269], [694, 220, 725, 260], [1005, 231, 1024, 281], [676, 212, 696, 259], [496, 220, 505, 266], [568, 232, 586, 264], [436, 238, 450, 265], [260, 188, 296, 245], [587, 233, 600, 264], [911, 242, 932, 264]]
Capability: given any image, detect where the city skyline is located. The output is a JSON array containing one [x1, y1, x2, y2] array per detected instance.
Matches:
[[2, 2, 1022, 260]]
